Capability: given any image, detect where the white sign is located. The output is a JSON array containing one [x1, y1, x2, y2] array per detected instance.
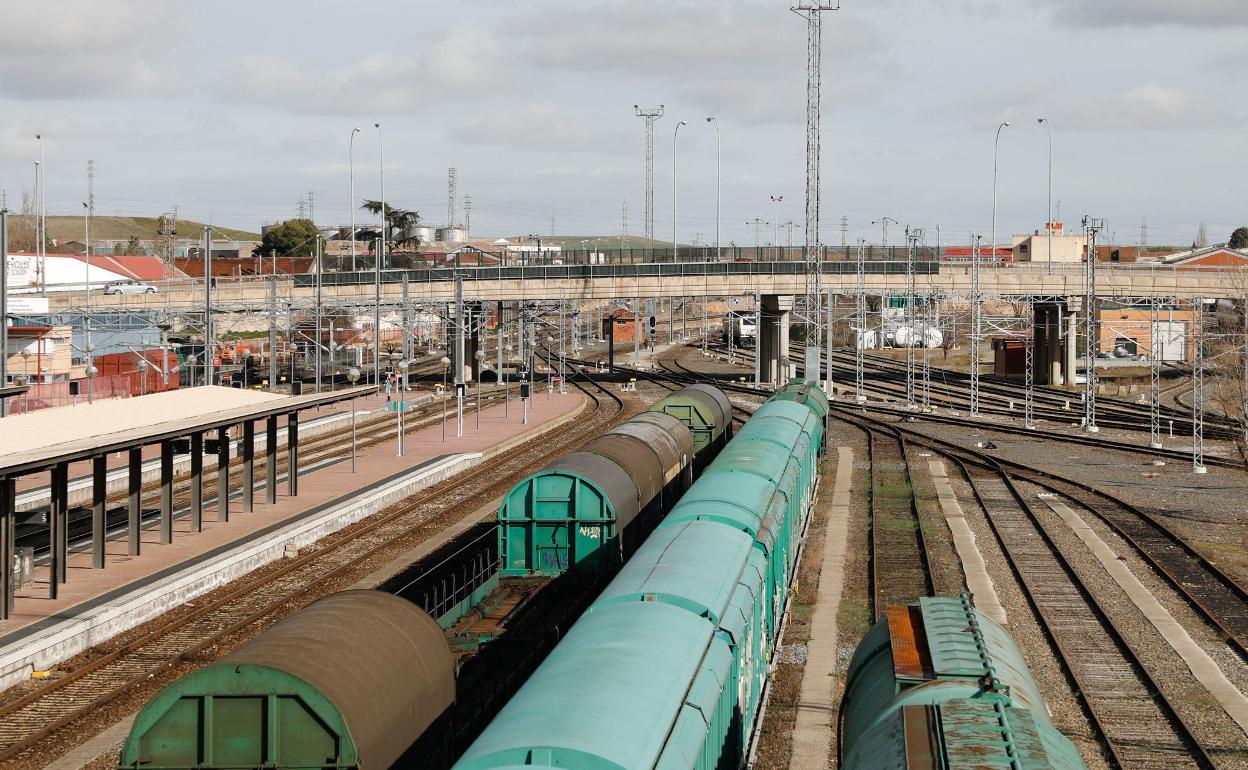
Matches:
[[5, 254, 36, 288], [5, 296, 49, 314]]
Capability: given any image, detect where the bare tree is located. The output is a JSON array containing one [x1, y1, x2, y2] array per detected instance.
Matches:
[[8, 189, 38, 252]]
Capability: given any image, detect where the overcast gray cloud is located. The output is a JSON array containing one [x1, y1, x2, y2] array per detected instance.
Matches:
[[1045, 0, 1248, 27], [0, 0, 1243, 249]]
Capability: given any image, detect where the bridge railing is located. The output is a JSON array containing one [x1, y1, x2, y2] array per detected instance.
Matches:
[[293, 260, 940, 288]]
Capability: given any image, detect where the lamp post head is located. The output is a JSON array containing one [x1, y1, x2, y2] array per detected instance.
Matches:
[[352, 126, 361, 134], [347, 367, 361, 383], [439, 356, 451, 367], [1037, 117, 1046, 124], [85, 365, 98, 379], [474, 350, 485, 361]]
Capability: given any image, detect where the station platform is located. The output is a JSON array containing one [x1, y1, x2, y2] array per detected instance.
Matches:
[[0, 388, 586, 688]]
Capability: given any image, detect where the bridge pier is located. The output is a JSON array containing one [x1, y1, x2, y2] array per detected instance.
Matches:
[[759, 295, 793, 386]]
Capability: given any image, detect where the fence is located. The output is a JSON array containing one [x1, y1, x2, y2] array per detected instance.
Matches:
[[5, 374, 133, 414]]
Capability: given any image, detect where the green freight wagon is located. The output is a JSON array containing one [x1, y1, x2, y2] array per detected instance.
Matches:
[[119, 591, 453, 770]]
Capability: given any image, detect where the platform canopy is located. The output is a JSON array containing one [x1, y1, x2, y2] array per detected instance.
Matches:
[[0, 385, 370, 477]]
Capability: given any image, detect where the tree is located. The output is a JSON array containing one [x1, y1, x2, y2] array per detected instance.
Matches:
[[258, 218, 319, 257], [8, 189, 38, 252], [125, 235, 142, 254], [1229, 227, 1248, 250], [360, 200, 422, 249]]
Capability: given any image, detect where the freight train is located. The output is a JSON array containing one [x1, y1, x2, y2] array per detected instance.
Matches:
[[498, 384, 733, 576], [118, 591, 453, 770], [118, 385, 735, 770], [841, 594, 1087, 770], [452, 380, 828, 770]]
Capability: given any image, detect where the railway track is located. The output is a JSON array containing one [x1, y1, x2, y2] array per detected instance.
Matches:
[[848, 418, 933, 620], [646, 343, 1248, 768], [706, 340, 1238, 440], [0, 371, 625, 767], [712, 342, 1244, 468], [960, 458, 1212, 769]]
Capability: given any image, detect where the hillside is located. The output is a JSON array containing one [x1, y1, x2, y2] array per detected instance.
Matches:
[[39, 216, 259, 243]]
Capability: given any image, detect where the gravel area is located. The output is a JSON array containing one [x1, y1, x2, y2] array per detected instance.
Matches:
[[1019, 477, 1248, 767], [903, 417, 1248, 586]]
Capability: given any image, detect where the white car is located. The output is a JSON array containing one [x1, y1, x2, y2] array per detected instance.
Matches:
[[103, 280, 158, 295]]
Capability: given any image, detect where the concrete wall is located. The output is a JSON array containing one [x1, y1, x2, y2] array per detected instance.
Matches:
[[46, 263, 1248, 315]]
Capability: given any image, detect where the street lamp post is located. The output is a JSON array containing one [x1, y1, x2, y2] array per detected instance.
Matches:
[[138, 359, 149, 397], [347, 367, 360, 471], [504, 344, 513, 418], [991, 122, 1010, 271], [545, 336, 555, 400], [82, 201, 94, 403], [1037, 118, 1053, 275], [85, 365, 97, 405], [770, 195, 784, 256], [439, 356, 451, 441], [474, 349, 485, 429], [349, 127, 361, 272], [37, 135, 45, 298], [672, 120, 687, 258], [374, 123, 385, 392], [706, 117, 720, 262], [396, 358, 408, 456]]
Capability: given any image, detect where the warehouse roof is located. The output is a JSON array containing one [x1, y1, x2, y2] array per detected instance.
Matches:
[[0, 385, 370, 477]]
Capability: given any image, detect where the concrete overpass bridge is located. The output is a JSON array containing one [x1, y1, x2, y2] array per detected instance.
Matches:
[[32, 259, 1245, 389], [43, 260, 1244, 313]]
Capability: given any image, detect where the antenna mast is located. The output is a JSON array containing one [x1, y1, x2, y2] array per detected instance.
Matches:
[[634, 105, 665, 241], [792, 0, 839, 370]]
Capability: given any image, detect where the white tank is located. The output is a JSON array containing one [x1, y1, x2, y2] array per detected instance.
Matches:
[[923, 327, 944, 349], [893, 325, 919, 348], [405, 224, 436, 244], [436, 226, 467, 244]]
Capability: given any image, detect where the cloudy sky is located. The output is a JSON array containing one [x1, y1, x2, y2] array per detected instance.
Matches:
[[0, 0, 1244, 248]]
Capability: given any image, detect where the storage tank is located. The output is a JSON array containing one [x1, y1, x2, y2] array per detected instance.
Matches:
[[436, 225, 467, 243], [404, 224, 436, 244]]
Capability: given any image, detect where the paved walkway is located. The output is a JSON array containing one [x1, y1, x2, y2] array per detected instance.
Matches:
[[790, 446, 853, 770], [0, 390, 583, 641], [1044, 498, 1248, 737], [927, 460, 1007, 626]]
